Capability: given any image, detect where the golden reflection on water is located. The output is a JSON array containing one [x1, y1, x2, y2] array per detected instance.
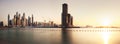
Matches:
[[101, 28, 111, 44]]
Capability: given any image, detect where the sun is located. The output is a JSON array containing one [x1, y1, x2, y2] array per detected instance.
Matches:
[[101, 18, 111, 26]]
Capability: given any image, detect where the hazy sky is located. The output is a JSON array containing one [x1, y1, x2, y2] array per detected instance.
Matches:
[[1, 0, 120, 27]]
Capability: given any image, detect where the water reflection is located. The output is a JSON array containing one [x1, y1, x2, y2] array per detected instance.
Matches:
[[1, 28, 120, 44], [101, 28, 111, 44], [102, 32, 110, 44], [61, 28, 72, 44]]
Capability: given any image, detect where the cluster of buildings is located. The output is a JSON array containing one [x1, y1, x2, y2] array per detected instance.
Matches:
[[8, 12, 59, 28], [8, 12, 34, 27], [61, 3, 73, 28], [32, 21, 59, 28]]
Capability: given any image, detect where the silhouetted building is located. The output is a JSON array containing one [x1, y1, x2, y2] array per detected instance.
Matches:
[[9, 20, 13, 26], [32, 14, 34, 26], [62, 3, 68, 27], [67, 14, 72, 27], [70, 16, 73, 26], [16, 12, 18, 26], [0, 21, 3, 27], [28, 16, 31, 26], [8, 14, 10, 26], [21, 13, 27, 27], [61, 3, 73, 27], [15, 12, 21, 26]]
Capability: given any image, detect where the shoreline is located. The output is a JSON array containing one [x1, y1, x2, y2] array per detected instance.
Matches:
[[1, 26, 120, 30]]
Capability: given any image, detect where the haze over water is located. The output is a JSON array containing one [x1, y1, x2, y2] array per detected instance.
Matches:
[[0, 28, 120, 44]]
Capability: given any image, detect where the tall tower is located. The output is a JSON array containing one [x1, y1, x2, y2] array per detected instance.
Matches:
[[23, 13, 25, 19], [21, 13, 26, 27], [8, 14, 10, 26], [32, 14, 33, 26], [28, 16, 31, 26], [13, 15, 16, 26], [61, 3, 73, 27], [18, 13, 21, 26], [62, 3, 68, 27], [71, 16, 73, 26], [16, 12, 19, 26], [68, 14, 71, 26]]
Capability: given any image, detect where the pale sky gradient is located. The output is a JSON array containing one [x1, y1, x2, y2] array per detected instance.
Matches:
[[0, 0, 120, 27]]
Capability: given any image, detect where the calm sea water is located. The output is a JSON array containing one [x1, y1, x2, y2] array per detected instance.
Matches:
[[0, 28, 120, 44]]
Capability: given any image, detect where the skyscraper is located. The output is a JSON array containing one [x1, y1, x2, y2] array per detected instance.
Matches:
[[61, 3, 73, 27], [62, 3, 68, 27], [0, 21, 3, 27], [13, 15, 16, 26], [16, 12, 19, 26], [32, 14, 34, 26], [28, 16, 31, 26], [70, 16, 73, 26], [68, 14, 71, 26], [8, 14, 10, 26], [21, 13, 26, 27], [18, 13, 21, 26]]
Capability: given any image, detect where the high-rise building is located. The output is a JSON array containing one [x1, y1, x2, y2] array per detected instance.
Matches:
[[61, 3, 73, 27], [26, 19, 28, 26], [68, 14, 71, 26], [13, 15, 16, 26], [32, 14, 34, 26], [9, 20, 13, 27], [16, 12, 19, 26], [8, 14, 10, 26], [18, 13, 21, 26], [70, 16, 73, 26], [62, 3, 68, 27], [21, 13, 26, 27], [0, 21, 3, 27], [28, 16, 31, 26]]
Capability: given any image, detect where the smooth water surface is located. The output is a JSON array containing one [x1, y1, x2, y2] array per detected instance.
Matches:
[[0, 28, 120, 44]]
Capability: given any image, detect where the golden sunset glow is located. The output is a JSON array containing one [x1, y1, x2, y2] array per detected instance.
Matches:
[[101, 18, 111, 26]]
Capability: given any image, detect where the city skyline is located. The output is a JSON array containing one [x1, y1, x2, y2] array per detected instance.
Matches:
[[7, 12, 58, 28], [6, 3, 74, 28], [1, 0, 120, 27]]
